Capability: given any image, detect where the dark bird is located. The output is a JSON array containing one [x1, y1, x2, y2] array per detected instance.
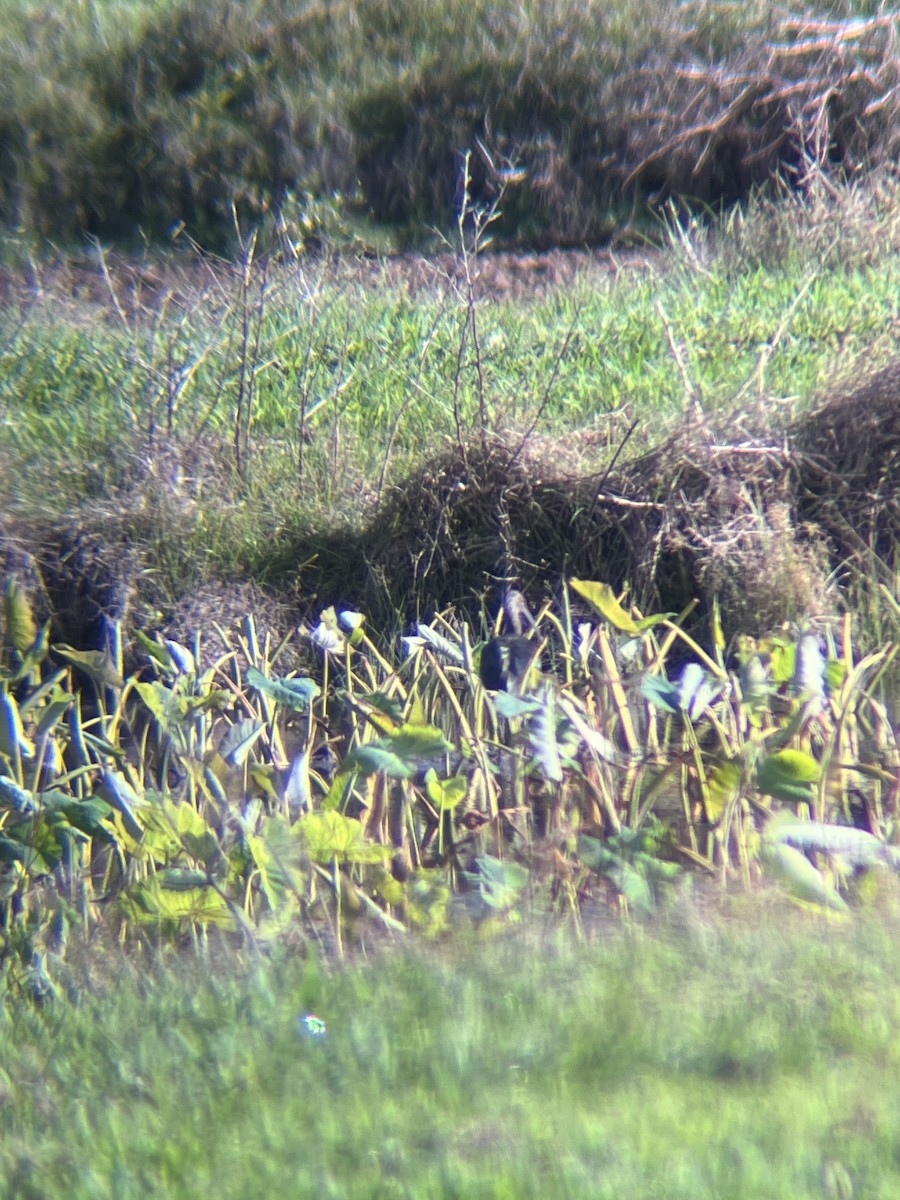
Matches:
[[478, 588, 540, 690]]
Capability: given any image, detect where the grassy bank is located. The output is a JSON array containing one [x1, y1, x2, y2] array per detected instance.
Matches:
[[3, 909, 900, 1199], [2, 177, 899, 631], [1, 0, 897, 251]]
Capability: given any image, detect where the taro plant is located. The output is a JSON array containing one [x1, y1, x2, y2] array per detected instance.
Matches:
[[0, 569, 898, 993]]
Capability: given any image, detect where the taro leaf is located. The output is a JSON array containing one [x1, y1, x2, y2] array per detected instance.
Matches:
[[297, 810, 392, 864], [0, 776, 35, 814], [4, 576, 37, 657], [569, 579, 670, 635], [134, 680, 180, 733], [53, 645, 124, 690], [167, 799, 224, 871], [43, 792, 116, 843], [528, 691, 563, 783], [250, 762, 280, 803], [475, 855, 529, 911], [387, 724, 452, 761], [641, 674, 681, 714], [768, 819, 888, 869], [246, 666, 320, 711], [95, 769, 144, 840], [493, 693, 539, 720], [156, 868, 213, 891], [134, 629, 176, 671], [343, 743, 411, 778], [220, 718, 265, 766], [424, 768, 468, 810], [578, 831, 681, 914], [322, 771, 353, 811], [246, 816, 305, 910], [414, 623, 466, 667], [125, 879, 234, 928], [706, 758, 743, 823], [34, 693, 73, 740], [677, 662, 720, 721], [761, 841, 848, 913], [356, 691, 405, 731], [757, 749, 820, 803], [0, 835, 54, 875]]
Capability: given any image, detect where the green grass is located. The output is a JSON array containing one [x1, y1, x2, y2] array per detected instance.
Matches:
[[4, 904, 900, 1199], [1, 178, 898, 618]]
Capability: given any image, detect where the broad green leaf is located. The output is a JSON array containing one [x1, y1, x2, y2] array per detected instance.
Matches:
[[385, 724, 452, 761], [53, 644, 124, 690], [297, 810, 392, 864], [246, 666, 320, 711], [474, 855, 529, 911], [342, 743, 411, 778], [569, 578, 670, 635], [156, 868, 213, 891], [124, 879, 234, 929], [706, 758, 743, 823], [33, 693, 73, 740], [424, 769, 468, 810], [757, 749, 820, 803], [43, 792, 115, 841], [4, 577, 37, 657], [220, 718, 265, 766], [0, 834, 53, 875], [134, 629, 176, 671], [761, 841, 848, 913], [134, 680, 180, 732], [246, 817, 305, 910]]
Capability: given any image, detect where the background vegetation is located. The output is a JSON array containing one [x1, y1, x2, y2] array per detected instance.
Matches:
[[0, 0, 898, 252]]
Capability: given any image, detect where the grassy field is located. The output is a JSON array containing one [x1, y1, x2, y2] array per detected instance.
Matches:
[[2, 176, 899, 631], [3, 904, 900, 1199]]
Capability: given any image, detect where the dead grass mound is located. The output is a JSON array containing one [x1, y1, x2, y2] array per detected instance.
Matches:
[[366, 362, 900, 636]]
